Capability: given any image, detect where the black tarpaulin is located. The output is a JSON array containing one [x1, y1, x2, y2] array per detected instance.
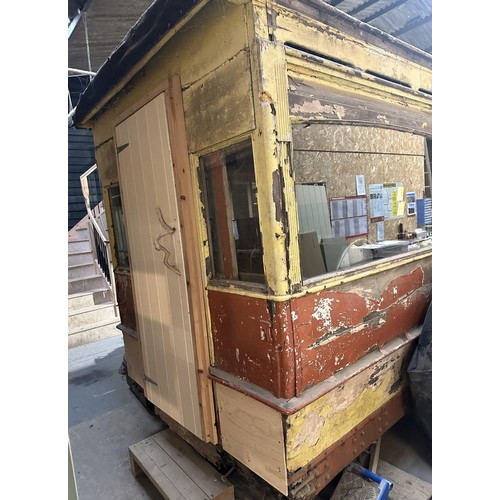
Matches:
[[407, 301, 432, 440]]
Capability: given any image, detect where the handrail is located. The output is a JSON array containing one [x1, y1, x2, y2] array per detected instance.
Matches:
[[80, 163, 118, 313]]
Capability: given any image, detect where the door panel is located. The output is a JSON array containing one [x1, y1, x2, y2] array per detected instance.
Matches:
[[115, 93, 202, 438]]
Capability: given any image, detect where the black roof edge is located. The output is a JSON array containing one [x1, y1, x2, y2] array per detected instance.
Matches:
[[73, 0, 203, 127]]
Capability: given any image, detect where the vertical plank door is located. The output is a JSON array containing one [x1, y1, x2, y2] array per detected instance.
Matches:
[[115, 93, 203, 439]]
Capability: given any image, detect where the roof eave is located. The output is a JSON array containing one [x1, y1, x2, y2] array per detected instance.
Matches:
[[73, 0, 205, 128]]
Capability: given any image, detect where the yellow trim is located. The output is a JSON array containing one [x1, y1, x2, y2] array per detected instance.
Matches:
[[207, 248, 431, 301], [190, 152, 215, 364], [249, 39, 291, 295], [286, 51, 432, 114], [269, 1, 431, 93]]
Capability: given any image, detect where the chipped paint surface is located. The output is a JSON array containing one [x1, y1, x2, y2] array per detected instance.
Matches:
[[311, 297, 334, 326], [287, 70, 431, 138], [291, 264, 431, 394], [290, 100, 346, 120], [286, 343, 410, 472], [209, 290, 296, 398], [210, 260, 430, 399], [271, 2, 431, 94], [83, 0, 432, 493]]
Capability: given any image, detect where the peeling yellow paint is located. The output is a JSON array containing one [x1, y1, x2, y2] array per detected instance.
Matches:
[[286, 356, 404, 472], [291, 99, 346, 119], [206, 249, 431, 301], [286, 53, 431, 115], [270, 2, 431, 94], [250, 39, 293, 295]]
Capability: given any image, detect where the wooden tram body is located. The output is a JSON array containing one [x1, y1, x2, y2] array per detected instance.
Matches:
[[73, 1, 432, 497]]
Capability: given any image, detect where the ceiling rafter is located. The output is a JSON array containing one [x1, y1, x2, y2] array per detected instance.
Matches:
[[347, 0, 381, 17], [323, 0, 346, 7], [391, 14, 432, 37], [362, 0, 409, 23]]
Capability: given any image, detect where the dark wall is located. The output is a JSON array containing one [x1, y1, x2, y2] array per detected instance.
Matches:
[[68, 127, 96, 231]]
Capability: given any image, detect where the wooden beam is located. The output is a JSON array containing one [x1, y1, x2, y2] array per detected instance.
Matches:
[[165, 76, 218, 444]]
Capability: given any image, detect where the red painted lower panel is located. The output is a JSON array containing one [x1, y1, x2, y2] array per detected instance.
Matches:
[[208, 261, 431, 399], [291, 265, 431, 394], [209, 290, 296, 398]]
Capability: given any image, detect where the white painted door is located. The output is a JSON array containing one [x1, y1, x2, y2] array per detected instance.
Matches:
[[115, 93, 203, 438]]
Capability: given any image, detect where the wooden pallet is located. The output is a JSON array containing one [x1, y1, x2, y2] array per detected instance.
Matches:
[[376, 460, 432, 500], [129, 429, 234, 500], [330, 459, 431, 500]]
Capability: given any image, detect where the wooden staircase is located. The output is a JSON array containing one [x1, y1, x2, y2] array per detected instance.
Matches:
[[68, 216, 120, 348]]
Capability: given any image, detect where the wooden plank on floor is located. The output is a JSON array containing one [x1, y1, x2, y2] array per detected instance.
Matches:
[[142, 438, 208, 499], [129, 430, 234, 500], [152, 430, 234, 500], [377, 459, 432, 500], [129, 443, 186, 500]]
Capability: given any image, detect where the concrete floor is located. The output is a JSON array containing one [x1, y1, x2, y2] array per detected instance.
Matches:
[[68, 335, 431, 499]]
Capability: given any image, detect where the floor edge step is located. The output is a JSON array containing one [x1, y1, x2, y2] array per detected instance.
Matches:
[[68, 302, 116, 317], [68, 288, 112, 298], [129, 429, 234, 500], [68, 317, 120, 335]]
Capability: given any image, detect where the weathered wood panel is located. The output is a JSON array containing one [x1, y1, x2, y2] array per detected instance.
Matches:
[[248, 37, 297, 296], [291, 260, 431, 394], [269, 1, 432, 92], [208, 290, 296, 399], [215, 383, 288, 496], [94, 137, 118, 187], [288, 74, 431, 135], [114, 269, 137, 330], [183, 49, 255, 153], [274, 0, 431, 69], [285, 339, 413, 473], [209, 257, 430, 400], [293, 123, 424, 155], [91, 0, 250, 144], [115, 93, 203, 439], [209, 291, 274, 394]]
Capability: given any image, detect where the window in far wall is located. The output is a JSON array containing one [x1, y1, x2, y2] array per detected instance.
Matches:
[[108, 184, 129, 269], [424, 138, 432, 198]]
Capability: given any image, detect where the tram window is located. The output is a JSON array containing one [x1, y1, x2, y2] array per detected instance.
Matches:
[[292, 124, 432, 281], [201, 140, 264, 284]]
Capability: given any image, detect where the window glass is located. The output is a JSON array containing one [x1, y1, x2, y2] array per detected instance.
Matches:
[[292, 124, 432, 281], [201, 140, 264, 284], [108, 185, 129, 268]]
